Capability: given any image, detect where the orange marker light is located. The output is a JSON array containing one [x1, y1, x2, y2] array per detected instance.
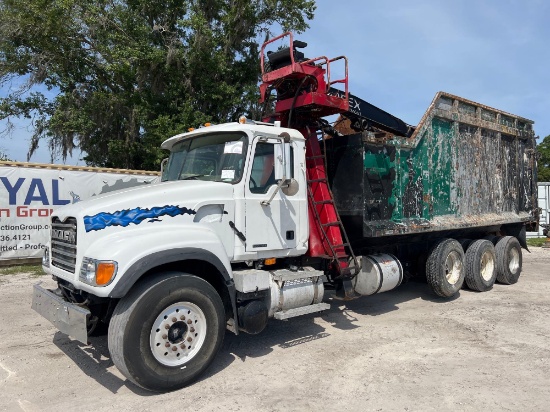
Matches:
[[204, 123, 211, 127], [188, 127, 195, 132], [239, 116, 246, 124], [264, 258, 276, 266], [96, 262, 117, 285]]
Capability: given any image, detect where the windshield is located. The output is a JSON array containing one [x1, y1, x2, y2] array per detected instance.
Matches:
[[163, 132, 248, 183]]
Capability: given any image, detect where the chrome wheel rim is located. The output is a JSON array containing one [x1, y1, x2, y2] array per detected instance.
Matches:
[[445, 251, 463, 285], [150, 302, 207, 367]]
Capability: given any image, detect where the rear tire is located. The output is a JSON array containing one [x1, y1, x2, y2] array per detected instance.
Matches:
[[426, 239, 465, 297], [495, 236, 522, 284], [108, 272, 225, 392], [464, 239, 497, 292]]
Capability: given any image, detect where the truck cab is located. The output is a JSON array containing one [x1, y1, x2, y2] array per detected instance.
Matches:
[[162, 121, 308, 261], [41, 121, 308, 299]]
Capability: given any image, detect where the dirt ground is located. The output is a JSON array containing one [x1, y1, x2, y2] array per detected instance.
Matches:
[[0, 248, 549, 412]]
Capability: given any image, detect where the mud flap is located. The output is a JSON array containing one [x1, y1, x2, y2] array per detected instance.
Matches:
[[505, 225, 529, 252]]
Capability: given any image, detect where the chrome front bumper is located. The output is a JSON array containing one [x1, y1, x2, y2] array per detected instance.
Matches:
[[31, 283, 90, 344]]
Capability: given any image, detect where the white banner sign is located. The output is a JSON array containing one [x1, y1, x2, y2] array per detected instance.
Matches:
[[0, 165, 158, 260]]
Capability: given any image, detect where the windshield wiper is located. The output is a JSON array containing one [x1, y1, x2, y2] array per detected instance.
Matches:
[[180, 174, 223, 182], [181, 174, 207, 180]]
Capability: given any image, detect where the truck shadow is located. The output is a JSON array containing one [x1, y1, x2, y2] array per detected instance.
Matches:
[[52, 331, 153, 396], [199, 280, 458, 385], [52, 280, 455, 394], [52, 321, 331, 395], [199, 318, 330, 384], [312, 279, 459, 332]]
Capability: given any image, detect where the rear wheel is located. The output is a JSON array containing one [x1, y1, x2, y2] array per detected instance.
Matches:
[[495, 236, 522, 284], [108, 272, 225, 392], [464, 239, 497, 292], [426, 239, 465, 297]]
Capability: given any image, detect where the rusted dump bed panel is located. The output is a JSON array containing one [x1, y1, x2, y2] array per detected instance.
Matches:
[[326, 92, 538, 240]]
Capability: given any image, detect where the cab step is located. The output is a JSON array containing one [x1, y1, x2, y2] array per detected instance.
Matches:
[[274, 303, 330, 320]]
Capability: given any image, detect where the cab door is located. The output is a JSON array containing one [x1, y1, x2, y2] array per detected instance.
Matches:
[[244, 137, 300, 254]]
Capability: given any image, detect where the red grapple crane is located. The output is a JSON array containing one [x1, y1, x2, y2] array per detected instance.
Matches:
[[259, 32, 357, 296]]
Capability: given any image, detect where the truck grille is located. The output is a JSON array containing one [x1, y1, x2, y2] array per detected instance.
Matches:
[[51, 217, 77, 273]]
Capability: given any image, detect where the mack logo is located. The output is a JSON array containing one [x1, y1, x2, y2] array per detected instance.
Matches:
[[52, 229, 76, 244]]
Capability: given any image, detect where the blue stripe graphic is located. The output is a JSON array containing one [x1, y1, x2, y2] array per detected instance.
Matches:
[[84, 205, 196, 232]]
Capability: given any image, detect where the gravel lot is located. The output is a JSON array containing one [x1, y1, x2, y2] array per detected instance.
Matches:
[[1, 247, 549, 411]]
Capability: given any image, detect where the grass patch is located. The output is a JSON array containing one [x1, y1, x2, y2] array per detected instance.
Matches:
[[527, 237, 548, 247], [0, 264, 44, 277]]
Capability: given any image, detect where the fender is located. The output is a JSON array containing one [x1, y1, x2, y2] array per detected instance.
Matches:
[[109, 246, 238, 334], [80, 224, 235, 302], [108, 247, 233, 298]]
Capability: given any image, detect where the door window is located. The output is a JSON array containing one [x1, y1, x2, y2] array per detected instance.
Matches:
[[249, 142, 275, 194]]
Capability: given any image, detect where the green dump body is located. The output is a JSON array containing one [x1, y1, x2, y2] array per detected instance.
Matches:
[[326, 92, 538, 244]]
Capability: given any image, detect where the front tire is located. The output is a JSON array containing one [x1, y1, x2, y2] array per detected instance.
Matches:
[[495, 236, 522, 284], [108, 272, 225, 392], [426, 239, 465, 297]]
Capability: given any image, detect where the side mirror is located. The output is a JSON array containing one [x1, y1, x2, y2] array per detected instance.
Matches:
[[261, 137, 292, 207], [274, 142, 291, 182], [160, 158, 169, 181]]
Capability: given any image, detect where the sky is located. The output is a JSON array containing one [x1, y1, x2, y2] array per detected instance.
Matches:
[[1, 0, 549, 165]]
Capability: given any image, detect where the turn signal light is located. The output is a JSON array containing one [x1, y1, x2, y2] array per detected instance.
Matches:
[[204, 123, 211, 127], [80, 258, 118, 286], [188, 127, 195, 132], [239, 116, 246, 124], [96, 262, 117, 285]]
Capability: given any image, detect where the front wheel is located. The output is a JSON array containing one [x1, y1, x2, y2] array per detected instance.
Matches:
[[108, 272, 225, 392]]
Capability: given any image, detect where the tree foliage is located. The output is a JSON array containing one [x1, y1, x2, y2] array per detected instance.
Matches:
[[0, 0, 315, 169], [537, 135, 550, 182]]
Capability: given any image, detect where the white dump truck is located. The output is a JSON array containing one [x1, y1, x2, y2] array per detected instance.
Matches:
[[32, 33, 538, 392]]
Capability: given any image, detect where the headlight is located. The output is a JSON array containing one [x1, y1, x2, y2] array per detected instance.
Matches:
[[79, 257, 118, 286], [42, 247, 50, 268]]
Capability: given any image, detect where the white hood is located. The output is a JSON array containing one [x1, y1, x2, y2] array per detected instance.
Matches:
[[53, 180, 234, 227]]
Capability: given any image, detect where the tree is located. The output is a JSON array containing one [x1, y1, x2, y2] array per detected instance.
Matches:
[[538, 135, 550, 182], [0, 0, 315, 169]]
